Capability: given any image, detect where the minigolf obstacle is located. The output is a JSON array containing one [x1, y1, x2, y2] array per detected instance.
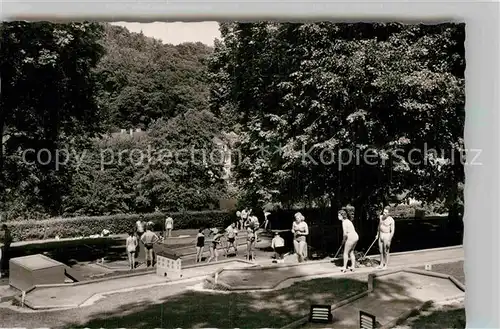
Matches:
[[309, 304, 332, 323], [9, 254, 66, 291], [360, 311, 376, 329], [154, 243, 182, 279]]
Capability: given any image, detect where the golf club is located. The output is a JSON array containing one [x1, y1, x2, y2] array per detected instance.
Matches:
[[332, 243, 343, 260], [360, 236, 378, 261]]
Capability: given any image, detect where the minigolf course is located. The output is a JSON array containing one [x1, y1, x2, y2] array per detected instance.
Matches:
[[205, 246, 463, 291], [200, 246, 464, 329], [15, 258, 256, 310], [9, 245, 463, 324], [298, 269, 464, 329]]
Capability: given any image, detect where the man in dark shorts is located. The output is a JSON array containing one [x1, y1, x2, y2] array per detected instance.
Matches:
[[140, 223, 159, 267], [225, 222, 238, 255]]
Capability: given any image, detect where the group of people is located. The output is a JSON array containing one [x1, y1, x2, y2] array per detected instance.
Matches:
[[125, 214, 174, 270], [195, 208, 269, 263], [282, 205, 395, 271], [338, 206, 395, 271], [123, 204, 395, 272]]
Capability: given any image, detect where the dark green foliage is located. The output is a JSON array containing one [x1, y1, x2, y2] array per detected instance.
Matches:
[[1, 22, 224, 219], [7, 210, 231, 241], [95, 24, 212, 130], [1, 21, 464, 228], [1, 21, 106, 216], [208, 22, 465, 225]]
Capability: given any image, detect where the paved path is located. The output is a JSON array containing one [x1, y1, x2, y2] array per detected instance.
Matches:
[[303, 271, 464, 329], [16, 246, 463, 311], [217, 246, 463, 289], [96, 233, 272, 272], [22, 260, 255, 309]]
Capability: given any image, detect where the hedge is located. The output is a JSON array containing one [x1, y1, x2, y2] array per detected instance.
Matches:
[[5, 210, 233, 242], [3, 204, 431, 242]]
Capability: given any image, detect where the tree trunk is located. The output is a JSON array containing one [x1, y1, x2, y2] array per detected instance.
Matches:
[[0, 117, 5, 212], [352, 200, 367, 233]]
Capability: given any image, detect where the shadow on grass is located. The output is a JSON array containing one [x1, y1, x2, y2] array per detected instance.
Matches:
[[0, 263, 464, 329], [63, 269, 439, 329], [65, 277, 369, 329], [405, 307, 465, 329]]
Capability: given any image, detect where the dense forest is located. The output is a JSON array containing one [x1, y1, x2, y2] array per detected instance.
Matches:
[[0, 22, 465, 224], [1, 23, 227, 219]]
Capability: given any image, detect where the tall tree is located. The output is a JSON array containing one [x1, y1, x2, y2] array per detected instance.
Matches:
[[209, 22, 465, 225], [95, 24, 213, 130], [0, 21, 105, 217]]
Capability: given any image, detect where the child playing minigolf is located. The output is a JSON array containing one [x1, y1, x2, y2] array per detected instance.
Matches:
[[271, 232, 286, 263]]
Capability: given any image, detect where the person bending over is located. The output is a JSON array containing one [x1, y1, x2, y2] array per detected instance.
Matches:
[[339, 210, 359, 272], [271, 232, 286, 263]]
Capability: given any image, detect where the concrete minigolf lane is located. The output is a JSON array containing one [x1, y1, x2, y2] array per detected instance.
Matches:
[[302, 271, 464, 329]]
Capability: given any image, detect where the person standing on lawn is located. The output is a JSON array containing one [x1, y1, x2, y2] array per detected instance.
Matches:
[[245, 224, 256, 261], [195, 228, 205, 263], [140, 224, 160, 267], [0, 224, 11, 278], [165, 216, 174, 238], [225, 222, 238, 256], [249, 215, 260, 242], [271, 232, 286, 263], [0, 227, 4, 278], [263, 211, 271, 230], [339, 210, 359, 272], [291, 212, 309, 263], [376, 206, 395, 269], [135, 216, 146, 261], [136, 216, 145, 239], [240, 208, 249, 227], [236, 211, 243, 230], [126, 231, 138, 270], [206, 228, 223, 263]]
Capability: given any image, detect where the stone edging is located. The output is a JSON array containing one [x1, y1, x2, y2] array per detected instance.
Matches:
[[15, 259, 256, 310], [279, 267, 465, 329], [279, 290, 370, 329], [208, 256, 463, 291], [16, 274, 210, 310]]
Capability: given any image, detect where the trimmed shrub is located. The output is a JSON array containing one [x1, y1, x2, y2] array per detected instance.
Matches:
[[5, 210, 232, 242]]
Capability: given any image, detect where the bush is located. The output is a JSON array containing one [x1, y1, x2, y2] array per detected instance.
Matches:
[[5, 210, 233, 242], [389, 204, 428, 219]]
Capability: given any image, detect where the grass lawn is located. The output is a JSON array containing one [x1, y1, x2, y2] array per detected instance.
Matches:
[[394, 301, 465, 329], [395, 260, 465, 329], [414, 260, 465, 284], [66, 277, 366, 329]]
